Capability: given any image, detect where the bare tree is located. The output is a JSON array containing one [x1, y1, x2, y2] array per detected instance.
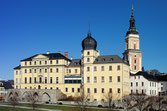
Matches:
[[130, 93, 147, 111], [26, 90, 39, 110], [7, 90, 19, 107], [122, 94, 133, 109], [104, 92, 120, 110]]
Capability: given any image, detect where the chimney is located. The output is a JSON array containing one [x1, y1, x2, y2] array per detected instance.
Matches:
[[57, 51, 61, 53], [46, 51, 50, 54], [64, 52, 68, 58]]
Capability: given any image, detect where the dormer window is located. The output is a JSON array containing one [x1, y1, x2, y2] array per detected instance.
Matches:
[[96, 59, 98, 62], [102, 58, 105, 61], [110, 58, 113, 61]]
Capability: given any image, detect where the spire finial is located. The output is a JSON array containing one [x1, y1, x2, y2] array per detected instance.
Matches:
[[87, 21, 91, 37], [131, 5, 134, 17]]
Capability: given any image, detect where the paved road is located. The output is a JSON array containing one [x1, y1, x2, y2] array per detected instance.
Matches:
[[0, 104, 62, 111]]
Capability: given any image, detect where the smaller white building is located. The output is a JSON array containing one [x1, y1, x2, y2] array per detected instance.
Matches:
[[130, 71, 167, 96]]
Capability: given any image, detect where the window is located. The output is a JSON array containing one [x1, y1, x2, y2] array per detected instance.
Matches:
[[56, 60, 59, 64], [117, 76, 120, 82], [94, 66, 97, 71], [34, 61, 36, 65], [87, 58, 90, 62], [50, 77, 52, 83], [94, 88, 97, 93], [40, 61, 42, 65], [131, 90, 133, 94], [94, 77, 97, 83], [78, 88, 80, 92], [134, 59, 137, 64], [134, 76, 136, 79], [109, 88, 112, 93], [16, 78, 18, 83], [34, 77, 37, 83], [87, 67, 90, 71], [109, 76, 112, 82], [142, 82, 144, 86], [138, 76, 140, 79], [102, 88, 104, 93], [109, 66, 112, 71], [75, 69, 77, 73], [131, 82, 133, 86], [45, 69, 47, 73], [25, 69, 27, 73], [66, 88, 68, 92], [101, 66, 104, 71], [16, 71, 18, 74], [25, 77, 27, 84], [29, 69, 31, 73], [34, 69, 36, 73], [25, 62, 27, 66], [136, 89, 138, 94], [134, 44, 136, 49], [87, 51, 90, 55], [40, 69, 42, 73], [87, 88, 90, 93], [39, 77, 42, 83], [87, 77, 90, 83], [50, 68, 52, 73], [142, 90, 144, 94], [29, 62, 31, 65], [136, 82, 138, 86], [29, 77, 31, 83], [56, 77, 59, 84], [134, 66, 137, 70], [118, 88, 120, 93], [56, 68, 59, 73], [45, 77, 47, 83], [50, 87, 52, 89], [161, 87, 163, 91], [50, 60, 52, 64], [69, 69, 71, 73], [72, 88, 74, 92], [45, 61, 47, 64], [117, 65, 120, 70], [101, 76, 104, 83]]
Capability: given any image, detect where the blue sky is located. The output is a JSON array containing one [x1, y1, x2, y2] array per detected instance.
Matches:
[[0, 0, 167, 80]]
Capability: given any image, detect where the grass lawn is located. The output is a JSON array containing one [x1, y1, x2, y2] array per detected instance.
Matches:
[[16, 103, 112, 111], [0, 106, 39, 111]]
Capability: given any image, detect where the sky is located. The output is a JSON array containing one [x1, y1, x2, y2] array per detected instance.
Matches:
[[0, 0, 167, 80]]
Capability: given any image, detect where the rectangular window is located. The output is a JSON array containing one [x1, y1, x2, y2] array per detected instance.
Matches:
[[136, 82, 138, 86], [94, 77, 97, 83], [101, 66, 104, 71], [72, 88, 74, 93], [102, 88, 104, 93], [29, 77, 31, 83], [87, 77, 90, 83], [25, 62, 27, 66], [87, 67, 90, 71], [118, 88, 120, 93], [34, 69, 36, 73], [34, 61, 36, 65], [40, 69, 42, 73], [117, 65, 120, 70], [45, 61, 47, 64], [109, 76, 112, 82], [29, 69, 31, 73], [142, 90, 144, 94], [109, 66, 112, 71], [109, 88, 112, 93], [94, 66, 97, 71], [50, 68, 52, 73], [56, 60, 59, 64], [117, 76, 120, 82], [25, 69, 27, 73], [131, 90, 133, 94], [78, 88, 80, 92], [101, 76, 104, 83], [142, 82, 144, 86], [87, 88, 90, 93], [136, 89, 138, 94], [75, 69, 77, 73], [34, 77, 36, 83], [16, 71, 18, 74], [69, 69, 71, 73], [25, 77, 27, 84], [56, 77, 59, 84], [94, 88, 97, 93], [50, 60, 52, 64], [131, 82, 133, 86], [66, 88, 68, 92], [134, 59, 137, 64], [50, 77, 52, 83], [87, 58, 90, 62], [45, 77, 47, 83], [56, 68, 59, 73], [40, 61, 42, 65], [134, 66, 137, 70], [45, 69, 47, 73]]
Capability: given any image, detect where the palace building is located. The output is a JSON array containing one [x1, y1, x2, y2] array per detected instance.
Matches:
[[13, 7, 141, 102]]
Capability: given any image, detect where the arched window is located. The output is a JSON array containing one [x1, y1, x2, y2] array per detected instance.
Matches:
[[39, 77, 42, 83]]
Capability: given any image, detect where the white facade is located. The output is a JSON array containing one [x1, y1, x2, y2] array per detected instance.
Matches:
[[130, 73, 167, 96]]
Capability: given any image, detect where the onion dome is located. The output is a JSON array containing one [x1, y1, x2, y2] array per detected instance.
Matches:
[[126, 6, 139, 35], [82, 32, 97, 50]]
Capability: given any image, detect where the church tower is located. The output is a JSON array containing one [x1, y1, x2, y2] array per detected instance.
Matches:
[[123, 6, 142, 74]]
